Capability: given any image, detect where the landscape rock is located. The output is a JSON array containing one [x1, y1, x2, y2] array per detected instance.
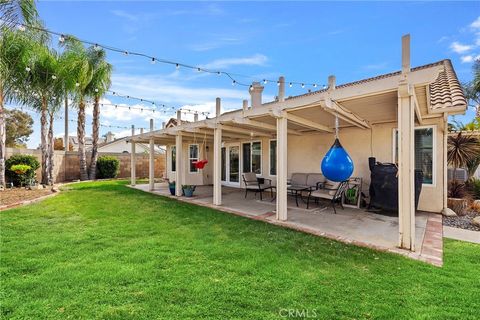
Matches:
[[473, 216, 480, 228], [442, 207, 457, 217], [472, 200, 480, 212], [51, 185, 60, 193]]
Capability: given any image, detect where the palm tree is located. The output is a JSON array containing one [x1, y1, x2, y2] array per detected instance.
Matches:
[[447, 132, 480, 182], [23, 42, 59, 185], [0, 0, 39, 28], [0, 28, 34, 188], [0, 0, 41, 189], [86, 47, 112, 180], [60, 38, 93, 180], [464, 60, 480, 117]]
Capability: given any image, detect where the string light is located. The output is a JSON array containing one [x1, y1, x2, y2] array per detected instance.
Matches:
[[175, 63, 180, 70], [25, 66, 30, 72], [59, 35, 65, 43], [51, 75, 56, 79], [8, 21, 327, 90], [151, 57, 156, 64]]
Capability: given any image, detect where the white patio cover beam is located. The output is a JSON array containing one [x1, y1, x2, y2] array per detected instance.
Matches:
[[231, 117, 302, 135], [412, 90, 424, 125], [276, 112, 288, 221], [398, 34, 415, 251], [213, 98, 222, 206], [149, 119, 155, 191], [130, 125, 136, 186], [175, 132, 183, 197], [283, 112, 334, 133]]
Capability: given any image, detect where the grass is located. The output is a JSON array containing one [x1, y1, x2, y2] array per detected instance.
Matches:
[[1, 180, 479, 319]]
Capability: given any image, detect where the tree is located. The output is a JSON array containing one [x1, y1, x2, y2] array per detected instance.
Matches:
[[5, 108, 33, 147], [0, 28, 35, 188], [86, 46, 112, 179], [59, 37, 93, 180], [0, 0, 39, 29], [464, 60, 480, 117], [447, 132, 480, 182], [53, 138, 73, 151]]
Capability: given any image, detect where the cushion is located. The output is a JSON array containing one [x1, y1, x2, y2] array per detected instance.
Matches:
[[306, 173, 326, 187], [324, 180, 341, 196], [290, 173, 308, 186], [310, 189, 334, 200], [243, 172, 257, 183]]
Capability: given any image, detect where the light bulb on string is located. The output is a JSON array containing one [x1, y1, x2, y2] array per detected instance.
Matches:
[[277, 81, 280, 86], [197, 67, 201, 72], [25, 66, 31, 72], [249, 85, 253, 91], [18, 25, 26, 31], [313, 84, 317, 88], [301, 83, 305, 88], [93, 44, 101, 51], [51, 75, 56, 80], [75, 82, 80, 87], [123, 51, 129, 55], [94, 88, 98, 92], [289, 82, 293, 87], [175, 63, 180, 70], [59, 35, 65, 43], [151, 57, 156, 64], [263, 79, 267, 84], [232, 80, 236, 86]]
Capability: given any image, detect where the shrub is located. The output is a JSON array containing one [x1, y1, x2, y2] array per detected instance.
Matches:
[[96, 156, 120, 179], [10, 164, 32, 186], [5, 154, 40, 186], [467, 178, 480, 200]]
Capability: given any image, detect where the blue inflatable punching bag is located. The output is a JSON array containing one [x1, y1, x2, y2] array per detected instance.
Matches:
[[321, 138, 354, 182]]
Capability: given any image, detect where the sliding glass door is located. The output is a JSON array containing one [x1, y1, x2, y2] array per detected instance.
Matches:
[[221, 143, 240, 186]]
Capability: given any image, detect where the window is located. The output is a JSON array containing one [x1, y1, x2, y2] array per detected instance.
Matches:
[[242, 141, 261, 174], [189, 144, 199, 173], [269, 140, 277, 176], [171, 146, 176, 172], [394, 127, 434, 185]]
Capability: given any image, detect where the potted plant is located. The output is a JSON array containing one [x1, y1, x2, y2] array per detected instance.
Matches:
[[182, 185, 196, 197], [168, 181, 176, 195]]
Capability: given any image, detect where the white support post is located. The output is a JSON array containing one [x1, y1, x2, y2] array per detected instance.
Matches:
[[149, 119, 155, 191], [276, 114, 288, 221], [130, 125, 136, 186], [175, 132, 183, 196], [213, 97, 222, 206], [398, 34, 415, 251]]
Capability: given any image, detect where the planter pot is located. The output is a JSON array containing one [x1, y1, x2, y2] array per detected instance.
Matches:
[[183, 188, 194, 197], [169, 186, 176, 195], [447, 197, 468, 216]]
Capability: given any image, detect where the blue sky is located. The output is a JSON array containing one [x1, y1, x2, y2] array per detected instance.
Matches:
[[18, 1, 480, 148]]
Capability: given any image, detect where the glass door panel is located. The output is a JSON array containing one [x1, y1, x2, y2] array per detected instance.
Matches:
[[229, 146, 240, 183]]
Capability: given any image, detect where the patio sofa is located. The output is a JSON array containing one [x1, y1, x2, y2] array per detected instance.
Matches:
[[288, 173, 326, 189]]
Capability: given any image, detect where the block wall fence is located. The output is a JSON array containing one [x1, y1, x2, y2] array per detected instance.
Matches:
[[5, 148, 166, 183]]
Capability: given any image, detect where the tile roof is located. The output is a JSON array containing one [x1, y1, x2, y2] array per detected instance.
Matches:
[[428, 59, 467, 110], [263, 59, 466, 112]]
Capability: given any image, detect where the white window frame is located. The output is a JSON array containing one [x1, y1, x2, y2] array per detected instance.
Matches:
[[170, 145, 176, 173], [269, 139, 277, 177], [392, 125, 436, 187], [188, 144, 200, 174], [241, 140, 262, 175]]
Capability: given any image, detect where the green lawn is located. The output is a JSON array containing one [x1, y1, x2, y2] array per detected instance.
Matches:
[[1, 181, 479, 319]]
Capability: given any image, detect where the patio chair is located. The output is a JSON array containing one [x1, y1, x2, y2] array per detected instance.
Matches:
[[306, 180, 349, 213], [242, 172, 273, 201]]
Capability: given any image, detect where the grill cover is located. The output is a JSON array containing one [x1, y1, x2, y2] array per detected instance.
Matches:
[[368, 157, 423, 213]]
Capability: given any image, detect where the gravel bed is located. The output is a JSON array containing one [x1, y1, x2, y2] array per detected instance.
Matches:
[[443, 211, 480, 231]]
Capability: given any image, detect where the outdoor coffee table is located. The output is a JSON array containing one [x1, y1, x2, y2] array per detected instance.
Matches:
[[288, 185, 311, 207], [270, 185, 312, 207]]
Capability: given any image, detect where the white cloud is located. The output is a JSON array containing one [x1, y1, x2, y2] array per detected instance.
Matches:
[[111, 10, 139, 22], [200, 54, 268, 69], [450, 41, 473, 54], [461, 55, 474, 63], [470, 16, 480, 29], [111, 74, 249, 106]]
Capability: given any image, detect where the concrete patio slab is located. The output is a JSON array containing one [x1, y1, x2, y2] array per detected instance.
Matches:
[[131, 183, 443, 266]]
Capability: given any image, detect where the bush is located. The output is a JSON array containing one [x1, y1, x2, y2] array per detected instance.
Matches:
[[96, 156, 120, 179], [467, 178, 480, 200], [5, 154, 40, 186]]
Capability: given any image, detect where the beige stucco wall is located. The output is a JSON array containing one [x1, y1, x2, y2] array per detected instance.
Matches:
[[164, 116, 446, 213]]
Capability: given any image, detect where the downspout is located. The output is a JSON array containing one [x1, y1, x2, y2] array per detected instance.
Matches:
[[443, 112, 448, 210]]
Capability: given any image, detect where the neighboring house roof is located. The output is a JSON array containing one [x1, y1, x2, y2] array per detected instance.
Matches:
[[98, 136, 165, 154], [165, 118, 191, 128]]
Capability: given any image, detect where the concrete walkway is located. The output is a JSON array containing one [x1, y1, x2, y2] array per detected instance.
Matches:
[[443, 226, 480, 244]]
